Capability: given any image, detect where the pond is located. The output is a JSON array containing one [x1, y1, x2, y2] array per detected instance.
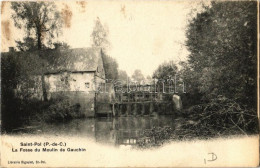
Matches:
[[25, 116, 179, 147]]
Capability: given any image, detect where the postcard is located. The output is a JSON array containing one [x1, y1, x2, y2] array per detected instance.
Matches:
[[1, 0, 259, 167]]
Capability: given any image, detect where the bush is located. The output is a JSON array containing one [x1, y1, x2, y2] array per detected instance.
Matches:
[[1, 96, 49, 133], [137, 126, 173, 149], [36, 98, 82, 123], [1, 94, 82, 133], [136, 96, 259, 148], [175, 96, 259, 140]]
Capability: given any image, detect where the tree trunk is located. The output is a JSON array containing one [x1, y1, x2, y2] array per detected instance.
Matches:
[[36, 28, 47, 101], [41, 74, 47, 101], [37, 30, 42, 50]]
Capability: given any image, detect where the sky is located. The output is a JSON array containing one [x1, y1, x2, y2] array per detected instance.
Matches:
[[1, 0, 204, 77]]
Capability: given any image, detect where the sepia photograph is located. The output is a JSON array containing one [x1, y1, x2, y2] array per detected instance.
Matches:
[[0, 0, 259, 167]]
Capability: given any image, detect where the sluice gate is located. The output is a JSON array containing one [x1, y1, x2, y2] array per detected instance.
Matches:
[[96, 85, 176, 117]]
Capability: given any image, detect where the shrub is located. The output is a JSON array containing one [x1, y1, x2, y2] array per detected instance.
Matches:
[[137, 126, 173, 149], [175, 96, 259, 140], [136, 96, 259, 148], [37, 98, 82, 123]]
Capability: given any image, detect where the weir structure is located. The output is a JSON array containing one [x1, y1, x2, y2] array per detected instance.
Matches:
[[96, 84, 178, 117]]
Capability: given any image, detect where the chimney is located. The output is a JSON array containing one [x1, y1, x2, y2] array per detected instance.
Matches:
[[9, 47, 15, 52]]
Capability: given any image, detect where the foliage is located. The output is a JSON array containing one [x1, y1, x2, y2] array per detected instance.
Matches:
[[137, 126, 173, 148], [38, 97, 82, 123], [16, 37, 38, 51], [1, 49, 72, 132], [91, 17, 119, 81], [118, 70, 129, 84], [91, 17, 110, 51], [176, 96, 259, 140], [1, 92, 82, 132], [1, 52, 45, 98], [11, 2, 62, 50], [11, 1, 64, 101], [53, 42, 71, 50], [101, 51, 119, 80], [131, 69, 145, 83], [1, 52, 44, 132], [152, 61, 178, 80], [185, 1, 257, 108], [177, 61, 203, 108], [146, 75, 152, 81], [136, 97, 258, 148]]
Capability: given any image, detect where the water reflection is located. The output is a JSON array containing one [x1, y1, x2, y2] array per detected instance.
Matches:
[[35, 116, 176, 147]]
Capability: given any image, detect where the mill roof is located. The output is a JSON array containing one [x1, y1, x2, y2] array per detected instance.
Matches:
[[1, 47, 103, 74]]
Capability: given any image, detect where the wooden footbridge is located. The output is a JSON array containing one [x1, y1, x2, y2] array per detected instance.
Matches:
[[96, 84, 176, 117]]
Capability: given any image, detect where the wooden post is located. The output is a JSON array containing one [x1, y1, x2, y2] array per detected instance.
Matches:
[[112, 103, 115, 117], [149, 102, 154, 115], [142, 103, 145, 115], [134, 103, 137, 116], [120, 93, 123, 102], [119, 104, 122, 117], [127, 104, 130, 116]]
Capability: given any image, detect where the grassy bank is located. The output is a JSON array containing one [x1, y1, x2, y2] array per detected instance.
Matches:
[[136, 96, 259, 148], [1, 96, 84, 133]]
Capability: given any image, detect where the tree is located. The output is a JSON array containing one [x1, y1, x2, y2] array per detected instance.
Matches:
[[185, 1, 257, 108], [118, 70, 129, 84], [91, 17, 119, 81], [146, 75, 152, 80], [1, 51, 47, 131], [16, 37, 38, 51], [131, 69, 145, 83], [11, 2, 62, 50], [53, 42, 70, 50], [177, 61, 203, 107], [11, 2, 63, 100], [91, 17, 110, 51], [101, 51, 119, 80], [152, 61, 178, 80], [145, 75, 153, 84]]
